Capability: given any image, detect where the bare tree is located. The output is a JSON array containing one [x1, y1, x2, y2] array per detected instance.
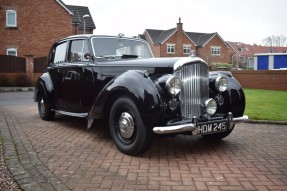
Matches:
[[262, 35, 287, 47]]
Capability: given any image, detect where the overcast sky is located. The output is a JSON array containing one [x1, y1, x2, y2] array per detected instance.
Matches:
[[62, 0, 287, 45]]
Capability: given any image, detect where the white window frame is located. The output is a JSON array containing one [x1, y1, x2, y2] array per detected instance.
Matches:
[[211, 46, 221, 56], [183, 44, 191, 54], [7, 48, 17, 56], [6, 10, 17, 27], [167, 44, 175, 54]]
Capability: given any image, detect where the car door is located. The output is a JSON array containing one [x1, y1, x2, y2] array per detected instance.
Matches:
[[60, 39, 94, 113], [47, 40, 69, 111]]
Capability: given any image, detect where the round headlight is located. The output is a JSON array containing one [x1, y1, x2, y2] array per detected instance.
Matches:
[[215, 75, 228, 92], [166, 76, 181, 95], [205, 99, 217, 115]]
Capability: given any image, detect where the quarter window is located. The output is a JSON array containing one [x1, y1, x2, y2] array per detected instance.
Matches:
[[6, 10, 17, 27], [167, 44, 175, 54], [53, 42, 68, 63], [7, 48, 17, 56], [183, 45, 191, 54], [68, 40, 89, 62], [211, 46, 221, 56]]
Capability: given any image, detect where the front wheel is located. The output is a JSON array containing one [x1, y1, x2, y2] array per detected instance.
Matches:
[[38, 91, 55, 121], [109, 96, 152, 155], [202, 124, 235, 140]]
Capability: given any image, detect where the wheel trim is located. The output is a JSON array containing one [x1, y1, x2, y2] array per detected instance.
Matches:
[[118, 112, 135, 139], [40, 98, 46, 114]]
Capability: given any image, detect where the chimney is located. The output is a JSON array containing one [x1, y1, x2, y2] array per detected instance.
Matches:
[[177, 17, 183, 31]]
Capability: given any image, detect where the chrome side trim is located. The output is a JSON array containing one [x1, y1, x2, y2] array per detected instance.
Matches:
[[52, 109, 88, 118], [153, 115, 249, 135]]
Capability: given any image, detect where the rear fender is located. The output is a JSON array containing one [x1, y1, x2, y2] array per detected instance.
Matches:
[[34, 72, 55, 109]]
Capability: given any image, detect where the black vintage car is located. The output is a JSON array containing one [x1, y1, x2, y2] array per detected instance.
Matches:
[[34, 35, 248, 155]]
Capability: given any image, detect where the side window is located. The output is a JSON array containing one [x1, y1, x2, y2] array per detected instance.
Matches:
[[68, 40, 90, 62], [53, 42, 67, 63]]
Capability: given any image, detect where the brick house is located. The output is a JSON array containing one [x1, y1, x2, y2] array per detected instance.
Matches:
[[143, 18, 229, 65], [0, 0, 95, 58]]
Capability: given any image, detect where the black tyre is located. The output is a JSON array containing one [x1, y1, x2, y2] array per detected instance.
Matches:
[[109, 96, 152, 155], [202, 124, 235, 140], [38, 91, 55, 121]]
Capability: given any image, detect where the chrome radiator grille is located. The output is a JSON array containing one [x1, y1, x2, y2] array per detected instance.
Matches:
[[178, 62, 209, 119]]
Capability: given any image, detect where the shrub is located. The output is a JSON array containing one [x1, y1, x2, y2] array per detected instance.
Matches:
[[210, 63, 232, 71]]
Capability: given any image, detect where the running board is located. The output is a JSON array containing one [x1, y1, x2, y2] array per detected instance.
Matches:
[[52, 110, 93, 129], [52, 109, 88, 118]]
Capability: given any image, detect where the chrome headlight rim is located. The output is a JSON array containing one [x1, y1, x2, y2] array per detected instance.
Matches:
[[215, 75, 228, 92], [166, 75, 181, 96], [204, 98, 217, 115]]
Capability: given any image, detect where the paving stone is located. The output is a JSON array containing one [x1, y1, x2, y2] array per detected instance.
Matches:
[[1, 104, 287, 190]]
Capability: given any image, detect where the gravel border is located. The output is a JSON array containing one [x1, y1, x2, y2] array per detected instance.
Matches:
[[0, 143, 21, 191]]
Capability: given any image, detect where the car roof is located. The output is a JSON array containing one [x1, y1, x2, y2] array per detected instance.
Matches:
[[59, 35, 146, 42]]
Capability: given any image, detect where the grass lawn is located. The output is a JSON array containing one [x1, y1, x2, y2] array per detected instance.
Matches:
[[244, 89, 287, 121]]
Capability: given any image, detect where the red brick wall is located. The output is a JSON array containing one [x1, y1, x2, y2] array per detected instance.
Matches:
[[232, 70, 287, 91], [0, 0, 72, 58], [196, 35, 229, 64]]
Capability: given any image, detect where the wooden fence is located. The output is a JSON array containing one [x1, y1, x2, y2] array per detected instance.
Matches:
[[0, 55, 26, 73], [34, 57, 48, 73]]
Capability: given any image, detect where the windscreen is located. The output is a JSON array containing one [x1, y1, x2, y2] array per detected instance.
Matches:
[[92, 37, 153, 59]]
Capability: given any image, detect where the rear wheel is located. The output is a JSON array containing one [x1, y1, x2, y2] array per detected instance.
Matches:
[[38, 91, 55, 121], [109, 96, 152, 155], [202, 124, 235, 140]]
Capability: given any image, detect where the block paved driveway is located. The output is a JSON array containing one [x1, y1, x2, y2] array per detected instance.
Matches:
[[0, 104, 287, 191]]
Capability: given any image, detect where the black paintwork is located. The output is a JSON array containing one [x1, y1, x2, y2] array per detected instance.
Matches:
[[34, 35, 246, 128]]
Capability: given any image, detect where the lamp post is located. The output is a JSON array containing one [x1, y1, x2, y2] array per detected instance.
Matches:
[[83, 14, 90, 34]]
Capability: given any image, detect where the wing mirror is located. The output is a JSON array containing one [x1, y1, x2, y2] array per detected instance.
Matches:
[[84, 53, 93, 61]]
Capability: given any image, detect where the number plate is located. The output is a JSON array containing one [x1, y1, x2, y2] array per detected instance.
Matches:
[[197, 122, 227, 135]]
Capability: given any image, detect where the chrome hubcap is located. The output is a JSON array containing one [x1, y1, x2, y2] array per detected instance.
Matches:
[[118, 112, 135, 139], [40, 98, 46, 113]]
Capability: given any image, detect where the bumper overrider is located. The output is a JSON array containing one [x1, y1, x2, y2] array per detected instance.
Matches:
[[153, 112, 249, 135]]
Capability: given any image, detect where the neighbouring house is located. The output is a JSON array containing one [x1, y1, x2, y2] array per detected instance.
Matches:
[[228, 42, 287, 69], [143, 18, 230, 65], [66, 5, 95, 35], [0, 0, 95, 58]]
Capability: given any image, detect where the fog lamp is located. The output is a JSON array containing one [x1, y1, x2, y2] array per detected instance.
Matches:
[[205, 98, 217, 115], [169, 98, 178, 111]]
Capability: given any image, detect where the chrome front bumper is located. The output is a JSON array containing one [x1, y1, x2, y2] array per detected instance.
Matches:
[[153, 113, 249, 135]]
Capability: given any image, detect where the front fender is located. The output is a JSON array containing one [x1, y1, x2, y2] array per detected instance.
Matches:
[[89, 70, 161, 126], [209, 71, 246, 117], [34, 72, 55, 109]]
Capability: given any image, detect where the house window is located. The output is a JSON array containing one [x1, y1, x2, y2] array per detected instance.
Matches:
[[183, 45, 191, 54], [7, 48, 17, 56], [167, 44, 175, 54], [6, 10, 17, 27], [211, 46, 221, 56]]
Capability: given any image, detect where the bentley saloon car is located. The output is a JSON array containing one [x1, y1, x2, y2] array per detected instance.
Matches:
[[34, 35, 248, 155]]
